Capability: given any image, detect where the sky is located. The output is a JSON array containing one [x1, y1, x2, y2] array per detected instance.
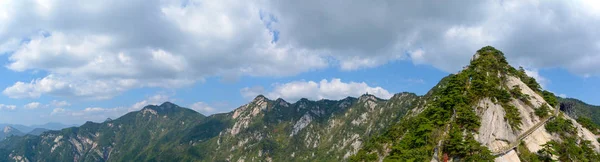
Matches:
[[0, 0, 600, 125]]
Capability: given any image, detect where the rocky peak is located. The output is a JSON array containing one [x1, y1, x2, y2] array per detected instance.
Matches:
[[391, 92, 416, 100], [253, 95, 268, 103], [358, 94, 378, 103], [3, 126, 14, 133], [141, 102, 184, 115]]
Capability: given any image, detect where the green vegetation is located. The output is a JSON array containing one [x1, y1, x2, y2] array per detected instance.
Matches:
[[558, 97, 600, 127], [515, 67, 542, 93], [534, 104, 550, 118], [517, 142, 544, 162], [542, 90, 558, 108], [542, 116, 600, 161], [354, 46, 525, 161], [504, 105, 522, 130], [576, 117, 600, 134], [510, 85, 532, 106], [545, 117, 576, 135]]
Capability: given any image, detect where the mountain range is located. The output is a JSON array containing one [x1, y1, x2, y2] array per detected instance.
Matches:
[[0, 46, 599, 161], [0, 123, 77, 134], [0, 123, 76, 142]]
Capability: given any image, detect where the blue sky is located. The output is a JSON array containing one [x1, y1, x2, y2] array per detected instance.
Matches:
[[0, 0, 599, 125]]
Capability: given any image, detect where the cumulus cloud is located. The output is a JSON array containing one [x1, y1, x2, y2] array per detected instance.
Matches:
[[269, 0, 600, 75], [50, 108, 65, 115], [24, 102, 41, 109], [2, 75, 141, 99], [0, 0, 327, 99], [0, 104, 17, 111], [2, 0, 600, 100], [189, 102, 215, 114], [243, 78, 393, 102], [50, 100, 71, 107], [21, 100, 69, 110]]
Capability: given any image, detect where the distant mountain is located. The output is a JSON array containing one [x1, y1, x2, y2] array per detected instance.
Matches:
[[30, 122, 78, 131], [0, 126, 24, 141], [0, 46, 598, 161], [0, 122, 76, 133], [0, 124, 32, 134], [559, 97, 600, 124], [26, 128, 50, 136]]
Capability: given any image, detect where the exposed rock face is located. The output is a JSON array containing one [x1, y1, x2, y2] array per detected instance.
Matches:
[[521, 126, 554, 153], [290, 113, 312, 136], [476, 98, 517, 151], [494, 150, 520, 162], [475, 76, 553, 155], [559, 102, 577, 118]]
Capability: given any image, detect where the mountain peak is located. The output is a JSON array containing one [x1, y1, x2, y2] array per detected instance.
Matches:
[[253, 95, 268, 102], [468, 46, 510, 71], [3, 126, 18, 134], [141, 102, 185, 115], [159, 101, 177, 108], [359, 93, 378, 102]]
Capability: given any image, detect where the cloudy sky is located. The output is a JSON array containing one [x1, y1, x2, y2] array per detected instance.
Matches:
[[1, 0, 599, 125]]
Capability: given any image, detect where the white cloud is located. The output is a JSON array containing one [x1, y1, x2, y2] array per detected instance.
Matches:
[[269, 0, 600, 75], [2, 0, 600, 100], [50, 108, 65, 115], [2, 75, 141, 99], [0, 0, 327, 100], [23, 102, 41, 109], [243, 78, 393, 102], [50, 100, 70, 107], [0, 104, 17, 111], [189, 102, 215, 114]]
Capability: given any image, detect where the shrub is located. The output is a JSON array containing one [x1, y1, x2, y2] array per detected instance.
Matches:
[[534, 104, 550, 118]]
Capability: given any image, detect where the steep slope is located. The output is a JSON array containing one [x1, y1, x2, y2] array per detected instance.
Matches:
[[352, 46, 600, 161]]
